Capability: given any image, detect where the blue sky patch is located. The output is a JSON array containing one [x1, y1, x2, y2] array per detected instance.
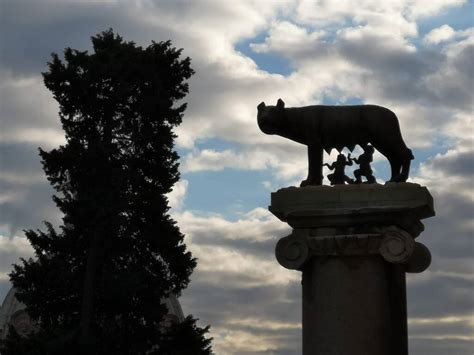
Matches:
[[182, 169, 273, 220], [417, 1, 474, 36], [322, 94, 364, 106], [235, 32, 293, 76], [191, 137, 241, 152]]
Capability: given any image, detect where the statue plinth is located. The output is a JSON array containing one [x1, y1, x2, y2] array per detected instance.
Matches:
[[269, 183, 435, 355]]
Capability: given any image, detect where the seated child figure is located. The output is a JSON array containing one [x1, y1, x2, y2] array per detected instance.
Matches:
[[324, 153, 354, 185]]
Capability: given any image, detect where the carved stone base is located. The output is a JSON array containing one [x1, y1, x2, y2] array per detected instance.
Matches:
[[269, 183, 435, 355]]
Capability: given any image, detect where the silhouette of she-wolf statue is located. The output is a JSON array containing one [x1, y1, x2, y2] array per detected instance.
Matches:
[[257, 99, 413, 186]]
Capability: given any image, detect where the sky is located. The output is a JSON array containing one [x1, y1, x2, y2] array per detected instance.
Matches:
[[0, 0, 472, 354]]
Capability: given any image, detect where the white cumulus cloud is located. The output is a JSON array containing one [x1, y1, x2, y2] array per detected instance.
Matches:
[[424, 24, 457, 44]]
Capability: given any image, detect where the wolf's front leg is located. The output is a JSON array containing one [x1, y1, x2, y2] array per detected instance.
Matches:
[[300, 143, 323, 186]]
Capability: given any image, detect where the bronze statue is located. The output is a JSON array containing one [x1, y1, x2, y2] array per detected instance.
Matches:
[[324, 153, 354, 185], [257, 99, 413, 186]]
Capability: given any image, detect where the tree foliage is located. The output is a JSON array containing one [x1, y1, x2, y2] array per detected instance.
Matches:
[[2, 29, 212, 354]]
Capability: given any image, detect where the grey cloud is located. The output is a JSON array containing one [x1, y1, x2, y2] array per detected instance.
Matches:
[[421, 186, 473, 259], [0, 143, 44, 175], [338, 37, 472, 111], [202, 237, 276, 257], [453, 45, 474, 82], [189, 230, 289, 257], [0, 238, 33, 278], [410, 338, 473, 355], [224, 329, 300, 355], [405, 183, 473, 335], [407, 274, 473, 318], [253, 24, 472, 114], [0, 142, 61, 236], [338, 35, 438, 77], [402, 148, 474, 351], [182, 66, 281, 145], [422, 149, 474, 262], [427, 151, 474, 177], [182, 281, 300, 323], [431, 43, 474, 111], [335, 35, 473, 111], [426, 220, 472, 259], [0, 75, 59, 131], [181, 280, 302, 354], [409, 319, 473, 340], [0, 1, 190, 80], [0, 179, 60, 236], [1, 1, 125, 76]]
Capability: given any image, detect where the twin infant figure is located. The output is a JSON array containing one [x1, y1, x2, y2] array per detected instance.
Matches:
[[324, 144, 376, 185]]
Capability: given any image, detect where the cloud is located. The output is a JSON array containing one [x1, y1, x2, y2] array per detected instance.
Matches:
[[182, 149, 270, 172], [424, 24, 456, 44], [182, 281, 302, 354], [409, 338, 473, 355], [181, 143, 309, 183], [294, 0, 466, 26], [404, 134, 474, 351], [0, 142, 61, 236], [422, 32, 474, 111], [172, 209, 303, 352], [242, 9, 472, 153], [0, 73, 64, 147], [406, 0, 466, 19], [444, 111, 472, 142], [415, 141, 473, 200], [167, 179, 189, 211], [173, 208, 289, 246], [424, 150, 473, 179], [250, 21, 326, 56], [408, 314, 474, 353], [0, 179, 61, 238], [0, 236, 34, 282]]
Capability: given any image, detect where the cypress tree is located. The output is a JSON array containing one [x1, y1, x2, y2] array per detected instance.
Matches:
[[2, 29, 212, 354]]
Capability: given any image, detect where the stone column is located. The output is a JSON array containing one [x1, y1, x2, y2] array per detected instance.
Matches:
[[269, 183, 434, 355]]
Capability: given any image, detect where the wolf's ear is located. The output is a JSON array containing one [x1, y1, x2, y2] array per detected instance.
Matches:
[[257, 102, 266, 111], [277, 98, 285, 109]]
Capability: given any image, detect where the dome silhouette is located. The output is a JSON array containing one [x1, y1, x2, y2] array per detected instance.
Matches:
[[0, 286, 185, 340]]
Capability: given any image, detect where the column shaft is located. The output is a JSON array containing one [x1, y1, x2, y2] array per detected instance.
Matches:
[[302, 256, 404, 355]]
